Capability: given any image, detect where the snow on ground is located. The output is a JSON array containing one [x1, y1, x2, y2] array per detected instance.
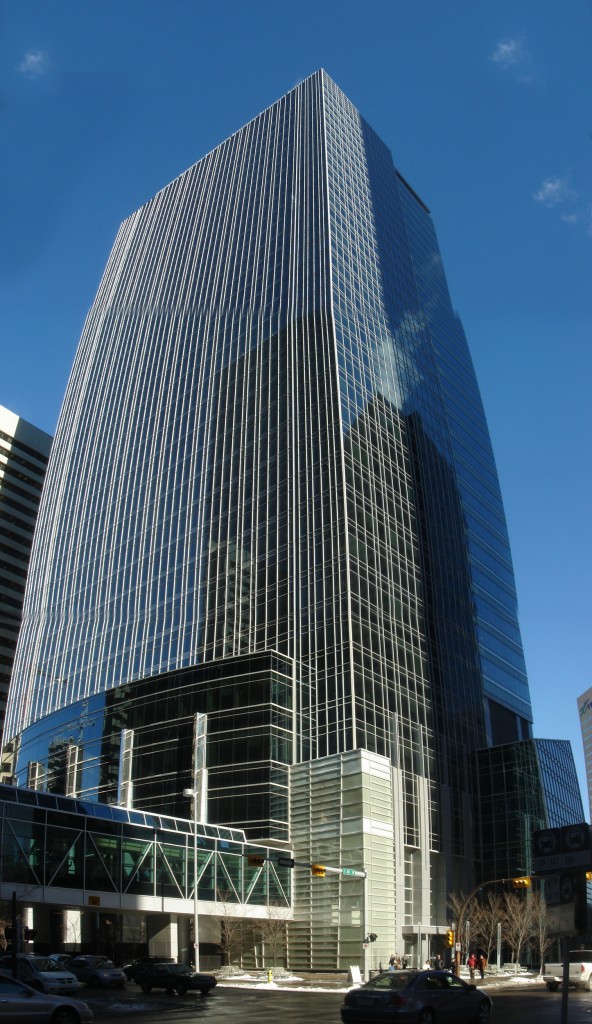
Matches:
[[217, 970, 546, 993]]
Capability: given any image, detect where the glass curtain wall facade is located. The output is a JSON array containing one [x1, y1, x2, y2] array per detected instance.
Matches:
[[5, 71, 552, 963], [474, 738, 584, 882], [0, 406, 52, 749], [0, 783, 291, 963]]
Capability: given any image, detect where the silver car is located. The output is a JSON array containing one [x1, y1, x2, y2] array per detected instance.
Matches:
[[341, 969, 492, 1024], [0, 973, 93, 1022], [66, 956, 126, 989]]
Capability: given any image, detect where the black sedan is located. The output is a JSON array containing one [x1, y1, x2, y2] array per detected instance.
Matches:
[[135, 961, 217, 995], [122, 955, 175, 981], [341, 969, 492, 1024]]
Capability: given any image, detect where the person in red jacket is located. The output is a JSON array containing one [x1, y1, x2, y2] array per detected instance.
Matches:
[[467, 952, 477, 980]]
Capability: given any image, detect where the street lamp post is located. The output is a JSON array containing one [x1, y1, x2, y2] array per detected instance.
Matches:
[[183, 785, 200, 971], [184, 712, 207, 972]]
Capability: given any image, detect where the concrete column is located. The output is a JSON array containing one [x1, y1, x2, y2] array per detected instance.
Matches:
[[146, 913, 178, 958]]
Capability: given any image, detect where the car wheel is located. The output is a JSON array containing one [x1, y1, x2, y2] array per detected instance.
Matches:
[[140, 982, 152, 993], [587, 976, 592, 992], [547, 982, 559, 992], [165, 986, 176, 994], [199, 985, 211, 995], [418, 1009, 433, 1024], [51, 1009, 79, 1024], [476, 1000, 491, 1024], [89, 975, 101, 987], [176, 983, 188, 995]]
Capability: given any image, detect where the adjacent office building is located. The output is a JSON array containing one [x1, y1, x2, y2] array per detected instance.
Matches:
[[0, 405, 52, 748], [4, 71, 582, 967], [578, 688, 592, 821]]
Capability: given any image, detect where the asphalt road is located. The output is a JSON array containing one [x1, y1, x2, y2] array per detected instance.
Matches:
[[82, 982, 592, 1024], [93, 985, 343, 1021]]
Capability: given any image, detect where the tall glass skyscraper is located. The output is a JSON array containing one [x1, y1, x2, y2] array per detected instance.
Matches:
[[5, 71, 570, 967]]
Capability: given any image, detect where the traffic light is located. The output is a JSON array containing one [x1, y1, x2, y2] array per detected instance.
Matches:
[[446, 930, 454, 947], [512, 877, 531, 888], [247, 855, 266, 867], [311, 863, 326, 877]]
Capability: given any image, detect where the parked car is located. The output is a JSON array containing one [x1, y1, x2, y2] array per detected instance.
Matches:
[[135, 961, 217, 995], [0, 972, 93, 1022], [121, 955, 175, 981], [66, 955, 127, 988], [341, 969, 492, 1024], [0, 953, 80, 994], [48, 953, 73, 966]]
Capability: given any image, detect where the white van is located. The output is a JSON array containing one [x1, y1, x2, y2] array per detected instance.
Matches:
[[0, 954, 80, 994]]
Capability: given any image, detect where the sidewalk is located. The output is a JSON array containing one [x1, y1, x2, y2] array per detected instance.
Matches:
[[215, 966, 544, 991]]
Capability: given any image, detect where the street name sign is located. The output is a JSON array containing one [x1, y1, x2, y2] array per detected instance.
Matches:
[[532, 823, 592, 875]]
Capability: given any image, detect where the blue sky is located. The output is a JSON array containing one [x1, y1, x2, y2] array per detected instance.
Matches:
[[2, 1, 591, 805]]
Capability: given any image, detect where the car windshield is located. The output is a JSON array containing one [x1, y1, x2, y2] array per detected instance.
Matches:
[[367, 971, 416, 990], [31, 957, 63, 971], [76, 957, 115, 967], [166, 965, 189, 974]]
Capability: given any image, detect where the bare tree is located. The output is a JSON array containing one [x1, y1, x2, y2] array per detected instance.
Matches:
[[529, 890, 555, 976], [216, 888, 245, 967], [258, 903, 287, 968], [448, 891, 479, 961], [0, 885, 38, 953], [471, 892, 504, 963], [121, 914, 146, 962], [64, 911, 82, 952], [502, 892, 534, 973]]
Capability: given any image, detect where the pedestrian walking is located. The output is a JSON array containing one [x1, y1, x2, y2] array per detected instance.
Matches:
[[467, 953, 477, 980]]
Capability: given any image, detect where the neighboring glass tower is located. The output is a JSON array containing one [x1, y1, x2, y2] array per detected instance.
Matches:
[[0, 406, 51, 750], [5, 71, 566, 966], [475, 738, 584, 883]]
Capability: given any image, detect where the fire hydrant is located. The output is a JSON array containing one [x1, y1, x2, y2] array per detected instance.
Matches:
[[267, 969, 273, 983]]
